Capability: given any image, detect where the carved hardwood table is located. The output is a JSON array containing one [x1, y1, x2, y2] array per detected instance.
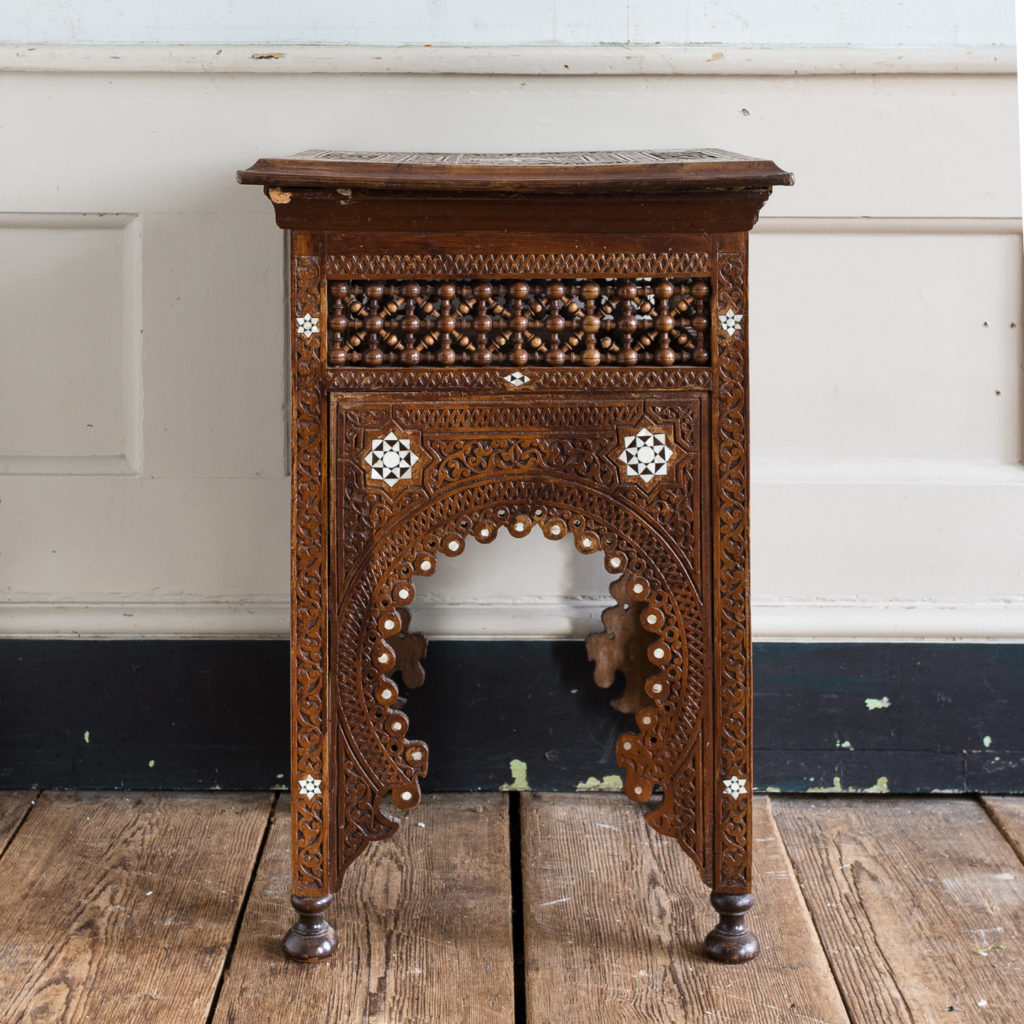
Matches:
[[238, 150, 792, 965]]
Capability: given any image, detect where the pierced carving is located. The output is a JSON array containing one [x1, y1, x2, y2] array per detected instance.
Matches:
[[332, 395, 709, 877], [586, 575, 656, 714], [391, 609, 427, 691], [326, 278, 710, 367]]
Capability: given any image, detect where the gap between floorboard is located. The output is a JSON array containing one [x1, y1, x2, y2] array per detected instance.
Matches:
[[204, 792, 280, 1024], [0, 789, 39, 860]]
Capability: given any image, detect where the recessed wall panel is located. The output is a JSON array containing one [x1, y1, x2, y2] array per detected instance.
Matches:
[[0, 214, 137, 472]]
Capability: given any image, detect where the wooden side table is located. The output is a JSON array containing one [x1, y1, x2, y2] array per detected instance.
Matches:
[[238, 150, 792, 965]]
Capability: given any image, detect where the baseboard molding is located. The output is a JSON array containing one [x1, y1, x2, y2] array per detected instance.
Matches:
[[3, 597, 1021, 641], [0, 45, 1014, 76], [1, 639, 1019, 793]]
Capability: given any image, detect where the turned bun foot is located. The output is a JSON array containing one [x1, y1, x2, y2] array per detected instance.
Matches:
[[283, 894, 337, 962], [703, 891, 760, 963]]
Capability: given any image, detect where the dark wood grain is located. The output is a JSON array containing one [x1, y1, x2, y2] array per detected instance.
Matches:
[[520, 794, 850, 1023], [237, 148, 793, 192], [0, 791, 271, 1024], [0, 790, 35, 852], [773, 797, 1024, 1023], [213, 793, 515, 1024]]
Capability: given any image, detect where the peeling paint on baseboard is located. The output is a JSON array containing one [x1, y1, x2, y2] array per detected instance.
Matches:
[[499, 758, 530, 791], [576, 774, 624, 792], [807, 775, 890, 794]]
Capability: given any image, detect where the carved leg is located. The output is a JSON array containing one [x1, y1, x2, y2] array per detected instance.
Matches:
[[703, 891, 759, 963], [283, 894, 337, 962]]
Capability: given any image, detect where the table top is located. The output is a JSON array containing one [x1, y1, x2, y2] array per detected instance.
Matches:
[[237, 149, 794, 193]]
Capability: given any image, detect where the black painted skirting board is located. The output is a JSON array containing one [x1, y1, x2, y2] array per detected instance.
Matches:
[[1, 639, 1020, 793]]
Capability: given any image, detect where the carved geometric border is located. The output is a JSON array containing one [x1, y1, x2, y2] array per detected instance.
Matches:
[[325, 251, 711, 278], [290, 253, 330, 896], [326, 366, 713, 392], [712, 244, 753, 893]]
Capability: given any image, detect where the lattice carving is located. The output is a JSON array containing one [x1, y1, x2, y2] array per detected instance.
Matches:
[[713, 249, 752, 892], [331, 395, 709, 877], [326, 278, 711, 367]]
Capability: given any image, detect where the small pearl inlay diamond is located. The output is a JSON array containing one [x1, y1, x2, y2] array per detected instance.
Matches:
[[420, 560, 431, 571], [380, 689, 393, 701], [383, 618, 395, 630], [647, 613, 657, 625]]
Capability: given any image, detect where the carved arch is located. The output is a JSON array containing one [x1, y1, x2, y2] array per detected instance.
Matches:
[[332, 471, 710, 886]]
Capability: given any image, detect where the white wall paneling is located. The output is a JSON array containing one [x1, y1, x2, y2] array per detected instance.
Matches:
[[0, 67, 1019, 640], [3, 0, 1013, 47], [0, 213, 141, 475]]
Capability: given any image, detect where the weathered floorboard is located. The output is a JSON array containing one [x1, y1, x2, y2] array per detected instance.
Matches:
[[520, 793, 850, 1024], [773, 797, 1024, 1023], [0, 791, 272, 1024], [0, 790, 36, 851], [213, 793, 515, 1024], [982, 796, 1024, 864]]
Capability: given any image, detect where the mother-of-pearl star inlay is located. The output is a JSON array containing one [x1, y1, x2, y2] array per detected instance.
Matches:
[[364, 431, 419, 486], [618, 427, 673, 483], [296, 314, 320, 338]]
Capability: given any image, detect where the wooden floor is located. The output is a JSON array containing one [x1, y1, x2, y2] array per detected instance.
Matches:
[[0, 792, 1022, 1023]]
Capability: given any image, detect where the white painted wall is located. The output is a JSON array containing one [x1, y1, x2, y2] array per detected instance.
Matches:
[[0, 35, 1020, 642], [3, 0, 1014, 46]]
